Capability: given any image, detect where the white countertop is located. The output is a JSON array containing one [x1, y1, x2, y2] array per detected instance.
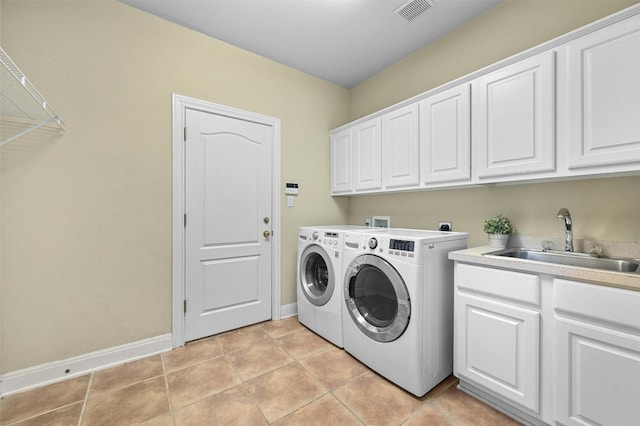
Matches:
[[449, 246, 640, 292]]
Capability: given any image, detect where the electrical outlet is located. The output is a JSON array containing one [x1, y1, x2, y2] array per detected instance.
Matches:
[[438, 221, 452, 232]]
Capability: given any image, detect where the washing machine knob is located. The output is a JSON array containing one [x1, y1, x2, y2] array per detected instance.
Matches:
[[368, 238, 378, 249], [312, 231, 319, 241]]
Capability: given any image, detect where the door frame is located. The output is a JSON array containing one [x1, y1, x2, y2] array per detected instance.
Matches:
[[171, 93, 281, 348]]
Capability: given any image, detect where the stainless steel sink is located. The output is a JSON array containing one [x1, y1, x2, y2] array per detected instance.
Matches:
[[484, 248, 640, 273]]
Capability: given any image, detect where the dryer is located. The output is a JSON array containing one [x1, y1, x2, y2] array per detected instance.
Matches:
[[297, 225, 369, 347], [341, 228, 469, 396]]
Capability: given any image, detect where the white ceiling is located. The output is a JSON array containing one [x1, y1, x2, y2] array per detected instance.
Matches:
[[119, 0, 502, 88]]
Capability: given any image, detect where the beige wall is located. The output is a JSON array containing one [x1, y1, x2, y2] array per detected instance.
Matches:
[[347, 0, 640, 246], [347, 176, 640, 248], [1, 0, 639, 375], [0, 0, 349, 373], [349, 0, 639, 120]]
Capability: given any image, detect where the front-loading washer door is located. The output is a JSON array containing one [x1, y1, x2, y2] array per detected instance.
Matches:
[[344, 254, 410, 342], [300, 244, 335, 306]]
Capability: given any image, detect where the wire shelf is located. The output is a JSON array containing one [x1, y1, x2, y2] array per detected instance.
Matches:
[[0, 46, 64, 147]]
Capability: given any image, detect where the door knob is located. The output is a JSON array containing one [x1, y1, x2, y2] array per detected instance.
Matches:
[[263, 230, 271, 238]]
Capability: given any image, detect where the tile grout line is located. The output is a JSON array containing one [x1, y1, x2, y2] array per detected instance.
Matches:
[[76, 373, 94, 426], [247, 348, 300, 424], [1, 377, 94, 426], [329, 388, 367, 425], [328, 369, 374, 426], [236, 362, 270, 425], [281, 359, 333, 422], [289, 362, 366, 425], [424, 379, 470, 426], [240, 382, 271, 425], [221, 329, 271, 425], [289, 345, 368, 425], [238, 323, 327, 425], [160, 353, 176, 425]]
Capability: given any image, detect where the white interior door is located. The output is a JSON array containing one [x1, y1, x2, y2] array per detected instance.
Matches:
[[184, 107, 273, 341]]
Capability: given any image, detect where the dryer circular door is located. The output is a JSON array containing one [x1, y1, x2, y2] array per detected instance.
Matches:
[[344, 254, 410, 342], [300, 244, 335, 306]]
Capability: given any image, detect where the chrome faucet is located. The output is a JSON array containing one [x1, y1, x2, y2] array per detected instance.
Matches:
[[556, 208, 574, 252]]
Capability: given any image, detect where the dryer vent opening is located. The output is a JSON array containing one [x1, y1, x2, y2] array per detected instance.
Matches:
[[394, 0, 435, 23]]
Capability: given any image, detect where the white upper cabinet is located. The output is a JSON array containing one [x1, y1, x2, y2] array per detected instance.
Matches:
[[330, 128, 352, 194], [560, 13, 640, 169], [352, 117, 382, 192], [420, 84, 471, 184], [330, 6, 640, 195], [382, 103, 420, 189], [472, 51, 555, 180]]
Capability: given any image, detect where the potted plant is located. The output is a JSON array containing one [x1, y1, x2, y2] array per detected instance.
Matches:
[[483, 214, 513, 248]]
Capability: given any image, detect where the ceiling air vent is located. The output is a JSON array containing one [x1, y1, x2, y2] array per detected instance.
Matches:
[[394, 0, 435, 23]]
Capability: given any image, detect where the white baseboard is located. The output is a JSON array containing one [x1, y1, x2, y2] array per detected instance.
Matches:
[[0, 333, 172, 397], [1, 304, 297, 397], [280, 302, 298, 318]]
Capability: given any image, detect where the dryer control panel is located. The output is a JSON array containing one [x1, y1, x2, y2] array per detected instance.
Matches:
[[321, 231, 340, 247]]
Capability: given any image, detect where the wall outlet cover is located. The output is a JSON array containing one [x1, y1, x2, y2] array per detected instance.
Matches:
[[438, 221, 452, 231]]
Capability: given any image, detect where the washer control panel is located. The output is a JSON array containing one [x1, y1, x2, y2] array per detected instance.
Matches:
[[389, 239, 415, 252], [387, 238, 416, 258]]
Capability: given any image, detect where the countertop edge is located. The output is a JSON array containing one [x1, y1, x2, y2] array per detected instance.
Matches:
[[449, 246, 640, 292]]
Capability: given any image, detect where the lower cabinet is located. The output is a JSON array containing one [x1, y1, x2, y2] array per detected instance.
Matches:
[[455, 292, 540, 412], [454, 262, 640, 426], [454, 264, 541, 416], [554, 279, 640, 426]]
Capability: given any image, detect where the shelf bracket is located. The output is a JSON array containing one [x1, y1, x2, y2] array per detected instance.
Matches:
[[0, 118, 56, 147], [0, 47, 65, 147]]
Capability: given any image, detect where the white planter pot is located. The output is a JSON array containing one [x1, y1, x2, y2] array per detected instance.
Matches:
[[488, 234, 509, 249]]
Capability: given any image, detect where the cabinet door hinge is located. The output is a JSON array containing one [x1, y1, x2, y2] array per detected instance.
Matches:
[[184, 213, 187, 227], [183, 127, 187, 142], [183, 300, 187, 314]]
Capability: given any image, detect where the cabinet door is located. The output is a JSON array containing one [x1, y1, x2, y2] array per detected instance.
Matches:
[[330, 128, 352, 194], [352, 118, 382, 191], [563, 13, 640, 168], [472, 51, 555, 179], [420, 84, 471, 184], [382, 103, 420, 189], [455, 292, 540, 412], [555, 319, 640, 426], [554, 278, 640, 426]]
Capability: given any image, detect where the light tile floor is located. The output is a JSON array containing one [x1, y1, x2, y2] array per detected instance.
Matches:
[[0, 317, 521, 425]]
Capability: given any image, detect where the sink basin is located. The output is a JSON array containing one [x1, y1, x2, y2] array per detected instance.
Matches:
[[484, 248, 640, 273]]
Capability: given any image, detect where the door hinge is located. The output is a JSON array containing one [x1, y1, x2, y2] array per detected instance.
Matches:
[[183, 127, 187, 142], [184, 213, 187, 227], [183, 299, 187, 314]]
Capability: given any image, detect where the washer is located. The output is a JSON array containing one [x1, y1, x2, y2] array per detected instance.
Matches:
[[342, 228, 469, 396], [297, 225, 370, 347]]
